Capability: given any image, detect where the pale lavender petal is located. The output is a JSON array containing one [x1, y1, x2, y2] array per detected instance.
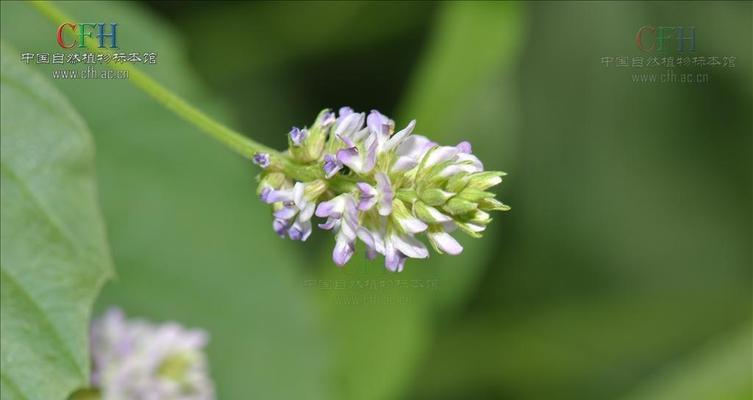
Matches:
[[392, 234, 429, 259], [259, 187, 272, 202], [336, 195, 358, 238], [419, 204, 452, 223], [357, 182, 377, 197], [321, 111, 336, 127], [357, 196, 377, 212], [384, 240, 401, 272], [288, 218, 312, 241], [395, 255, 407, 272], [367, 109, 391, 138], [351, 127, 370, 144], [363, 137, 378, 173], [357, 182, 377, 211], [357, 227, 385, 255], [288, 227, 303, 241], [396, 215, 428, 234], [293, 182, 306, 208], [384, 239, 407, 272], [273, 204, 297, 219], [338, 134, 355, 148], [337, 147, 364, 173], [456, 141, 472, 154], [264, 188, 294, 204], [438, 164, 465, 178], [357, 228, 378, 260], [273, 218, 289, 238], [253, 152, 270, 168], [441, 221, 458, 233], [428, 231, 463, 255], [319, 217, 340, 230], [392, 135, 435, 172], [384, 120, 416, 152], [338, 106, 353, 117], [396, 134, 434, 157], [289, 127, 307, 146], [424, 146, 460, 168], [375, 172, 393, 216], [391, 156, 419, 173], [335, 112, 364, 139], [299, 202, 316, 222], [298, 219, 313, 241], [323, 154, 342, 178], [332, 239, 355, 266], [315, 196, 345, 218], [455, 153, 484, 171]]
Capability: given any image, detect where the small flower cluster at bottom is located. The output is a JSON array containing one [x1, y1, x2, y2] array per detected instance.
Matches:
[[255, 107, 509, 272], [89, 308, 214, 400]]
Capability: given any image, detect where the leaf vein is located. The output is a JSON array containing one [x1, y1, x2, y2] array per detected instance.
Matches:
[[0, 267, 85, 381], [0, 370, 30, 400], [0, 162, 84, 260]]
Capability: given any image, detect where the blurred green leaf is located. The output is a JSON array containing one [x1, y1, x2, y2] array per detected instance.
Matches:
[[177, 2, 434, 83], [411, 290, 750, 399], [0, 2, 334, 398], [410, 3, 752, 399], [619, 324, 752, 400], [0, 42, 113, 399]]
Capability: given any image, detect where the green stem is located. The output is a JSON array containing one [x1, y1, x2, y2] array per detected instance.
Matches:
[[28, 0, 304, 174]]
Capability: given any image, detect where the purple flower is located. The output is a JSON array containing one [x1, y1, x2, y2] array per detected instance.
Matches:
[[367, 109, 393, 139], [338, 106, 354, 117], [262, 182, 315, 241], [427, 230, 463, 255], [336, 136, 377, 174], [256, 107, 508, 272], [391, 135, 435, 172], [383, 120, 416, 153], [253, 152, 270, 168], [456, 141, 472, 153], [273, 218, 290, 238], [316, 194, 359, 266], [375, 172, 393, 216], [383, 231, 428, 272], [322, 154, 342, 178], [259, 186, 273, 202], [320, 111, 336, 127], [334, 112, 365, 147], [289, 127, 308, 146], [356, 182, 377, 211], [90, 308, 215, 399]]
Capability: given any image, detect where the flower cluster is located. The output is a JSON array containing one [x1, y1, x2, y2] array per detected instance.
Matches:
[[89, 308, 215, 400], [255, 108, 509, 272]]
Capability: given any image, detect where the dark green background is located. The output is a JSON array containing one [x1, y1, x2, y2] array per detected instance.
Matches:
[[1, 1, 750, 399]]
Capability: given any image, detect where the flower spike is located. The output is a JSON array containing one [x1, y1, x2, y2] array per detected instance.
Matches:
[[255, 107, 509, 272]]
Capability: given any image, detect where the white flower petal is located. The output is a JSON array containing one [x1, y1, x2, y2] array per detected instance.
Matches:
[[384, 120, 415, 152], [424, 146, 459, 168], [391, 233, 429, 259], [428, 231, 463, 255]]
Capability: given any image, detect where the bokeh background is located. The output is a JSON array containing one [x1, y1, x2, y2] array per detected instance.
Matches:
[[1, 1, 751, 399]]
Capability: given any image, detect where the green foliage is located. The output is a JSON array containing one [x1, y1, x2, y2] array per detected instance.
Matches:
[[1, 1, 750, 400], [0, 43, 113, 399], [620, 324, 752, 400]]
